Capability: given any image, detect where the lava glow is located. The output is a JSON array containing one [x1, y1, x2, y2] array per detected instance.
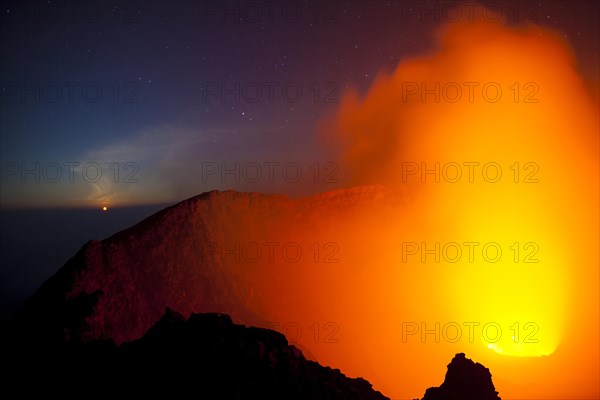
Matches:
[[307, 12, 598, 400], [64, 10, 597, 400]]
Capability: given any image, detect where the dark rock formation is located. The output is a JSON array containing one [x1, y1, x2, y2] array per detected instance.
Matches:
[[4, 187, 409, 398], [14, 187, 408, 345], [4, 308, 389, 399], [420, 353, 501, 400], [4, 188, 506, 399]]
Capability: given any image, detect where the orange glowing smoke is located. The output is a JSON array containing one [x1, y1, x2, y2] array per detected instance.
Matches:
[[314, 11, 599, 400]]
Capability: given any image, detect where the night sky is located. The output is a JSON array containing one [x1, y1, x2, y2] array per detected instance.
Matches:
[[0, 1, 598, 315], [1, 0, 598, 207]]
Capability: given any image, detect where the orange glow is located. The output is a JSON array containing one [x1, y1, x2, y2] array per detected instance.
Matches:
[[79, 10, 596, 400], [102, 206, 108, 211], [304, 11, 598, 400]]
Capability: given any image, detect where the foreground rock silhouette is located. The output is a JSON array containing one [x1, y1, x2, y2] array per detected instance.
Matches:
[[420, 353, 501, 400], [6, 188, 503, 399], [4, 308, 389, 399]]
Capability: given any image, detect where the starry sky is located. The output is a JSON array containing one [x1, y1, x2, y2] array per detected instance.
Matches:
[[1, 0, 597, 208], [0, 0, 598, 318]]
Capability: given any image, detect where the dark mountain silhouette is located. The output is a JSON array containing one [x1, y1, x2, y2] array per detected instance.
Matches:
[[420, 353, 502, 400], [6, 188, 503, 399], [13, 187, 408, 345], [4, 308, 389, 399]]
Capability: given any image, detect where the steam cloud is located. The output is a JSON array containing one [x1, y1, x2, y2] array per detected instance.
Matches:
[[320, 9, 598, 400]]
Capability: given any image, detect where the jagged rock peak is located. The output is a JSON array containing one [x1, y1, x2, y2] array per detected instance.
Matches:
[[421, 353, 501, 400]]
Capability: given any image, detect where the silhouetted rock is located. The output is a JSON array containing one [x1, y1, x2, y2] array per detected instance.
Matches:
[[420, 353, 501, 400], [5, 187, 408, 398], [5, 308, 389, 399], [6, 188, 503, 399], [14, 187, 407, 344]]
